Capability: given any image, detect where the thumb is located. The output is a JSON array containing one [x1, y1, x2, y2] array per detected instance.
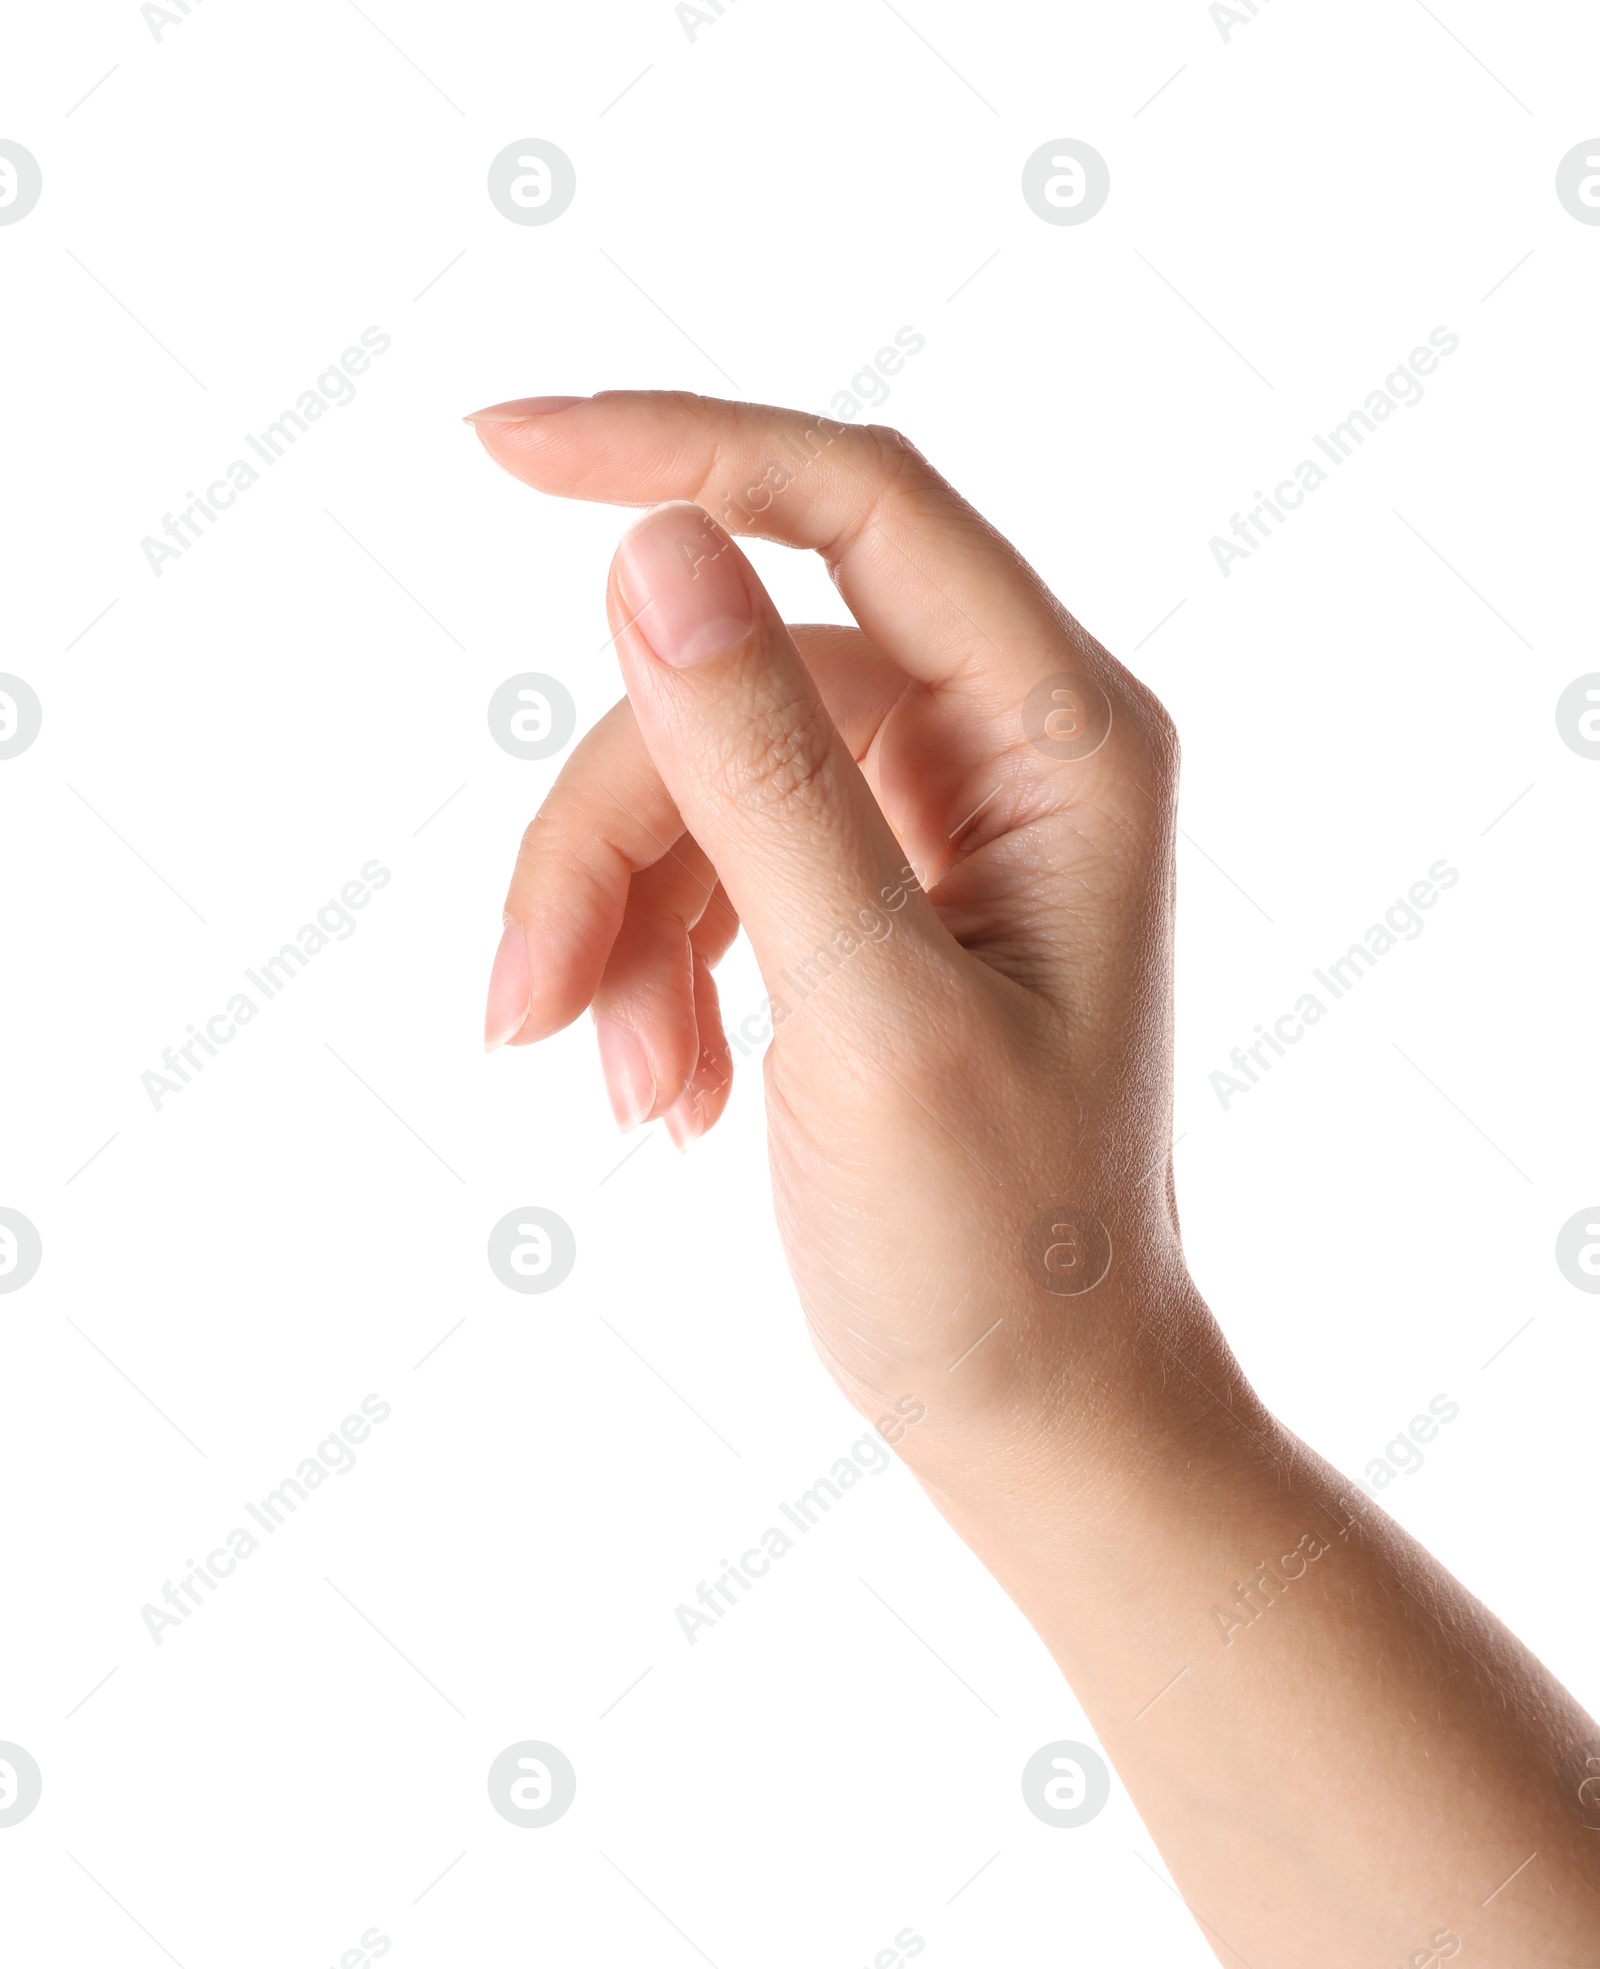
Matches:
[[607, 502, 944, 1007]]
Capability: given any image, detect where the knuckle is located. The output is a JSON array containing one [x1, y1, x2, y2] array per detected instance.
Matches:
[[512, 803, 630, 927], [1129, 683, 1182, 787], [857, 422, 930, 488], [518, 799, 597, 876], [721, 682, 838, 822], [824, 423, 935, 560], [858, 420, 912, 457], [1088, 668, 1179, 798]]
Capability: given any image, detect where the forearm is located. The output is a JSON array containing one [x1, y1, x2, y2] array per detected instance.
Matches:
[[903, 1274, 1600, 1968]]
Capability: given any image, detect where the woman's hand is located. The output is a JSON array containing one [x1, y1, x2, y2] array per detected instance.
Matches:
[[470, 391, 1600, 1967], [472, 389, 1193, 1447]]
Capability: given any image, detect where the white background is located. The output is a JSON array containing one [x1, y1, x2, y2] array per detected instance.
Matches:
[[2, 1, 1598, 1963]]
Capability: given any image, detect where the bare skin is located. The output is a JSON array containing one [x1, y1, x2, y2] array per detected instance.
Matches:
[[470, 389, 1600, 1966]]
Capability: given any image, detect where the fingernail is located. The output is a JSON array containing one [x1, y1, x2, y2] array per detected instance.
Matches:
[[464, 395, 588, 424], [595, 1017, 656, 1131], [615, 503, 754, 668], [484, 921, 531, 1052], [663, 1086, 705, 1152]]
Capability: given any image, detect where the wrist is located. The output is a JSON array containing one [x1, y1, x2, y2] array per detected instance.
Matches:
[[887, 1249, 1275, 1526]]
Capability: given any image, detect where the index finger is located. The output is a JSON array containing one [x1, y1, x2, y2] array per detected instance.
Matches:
[[466, 389, 1095, 699]]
